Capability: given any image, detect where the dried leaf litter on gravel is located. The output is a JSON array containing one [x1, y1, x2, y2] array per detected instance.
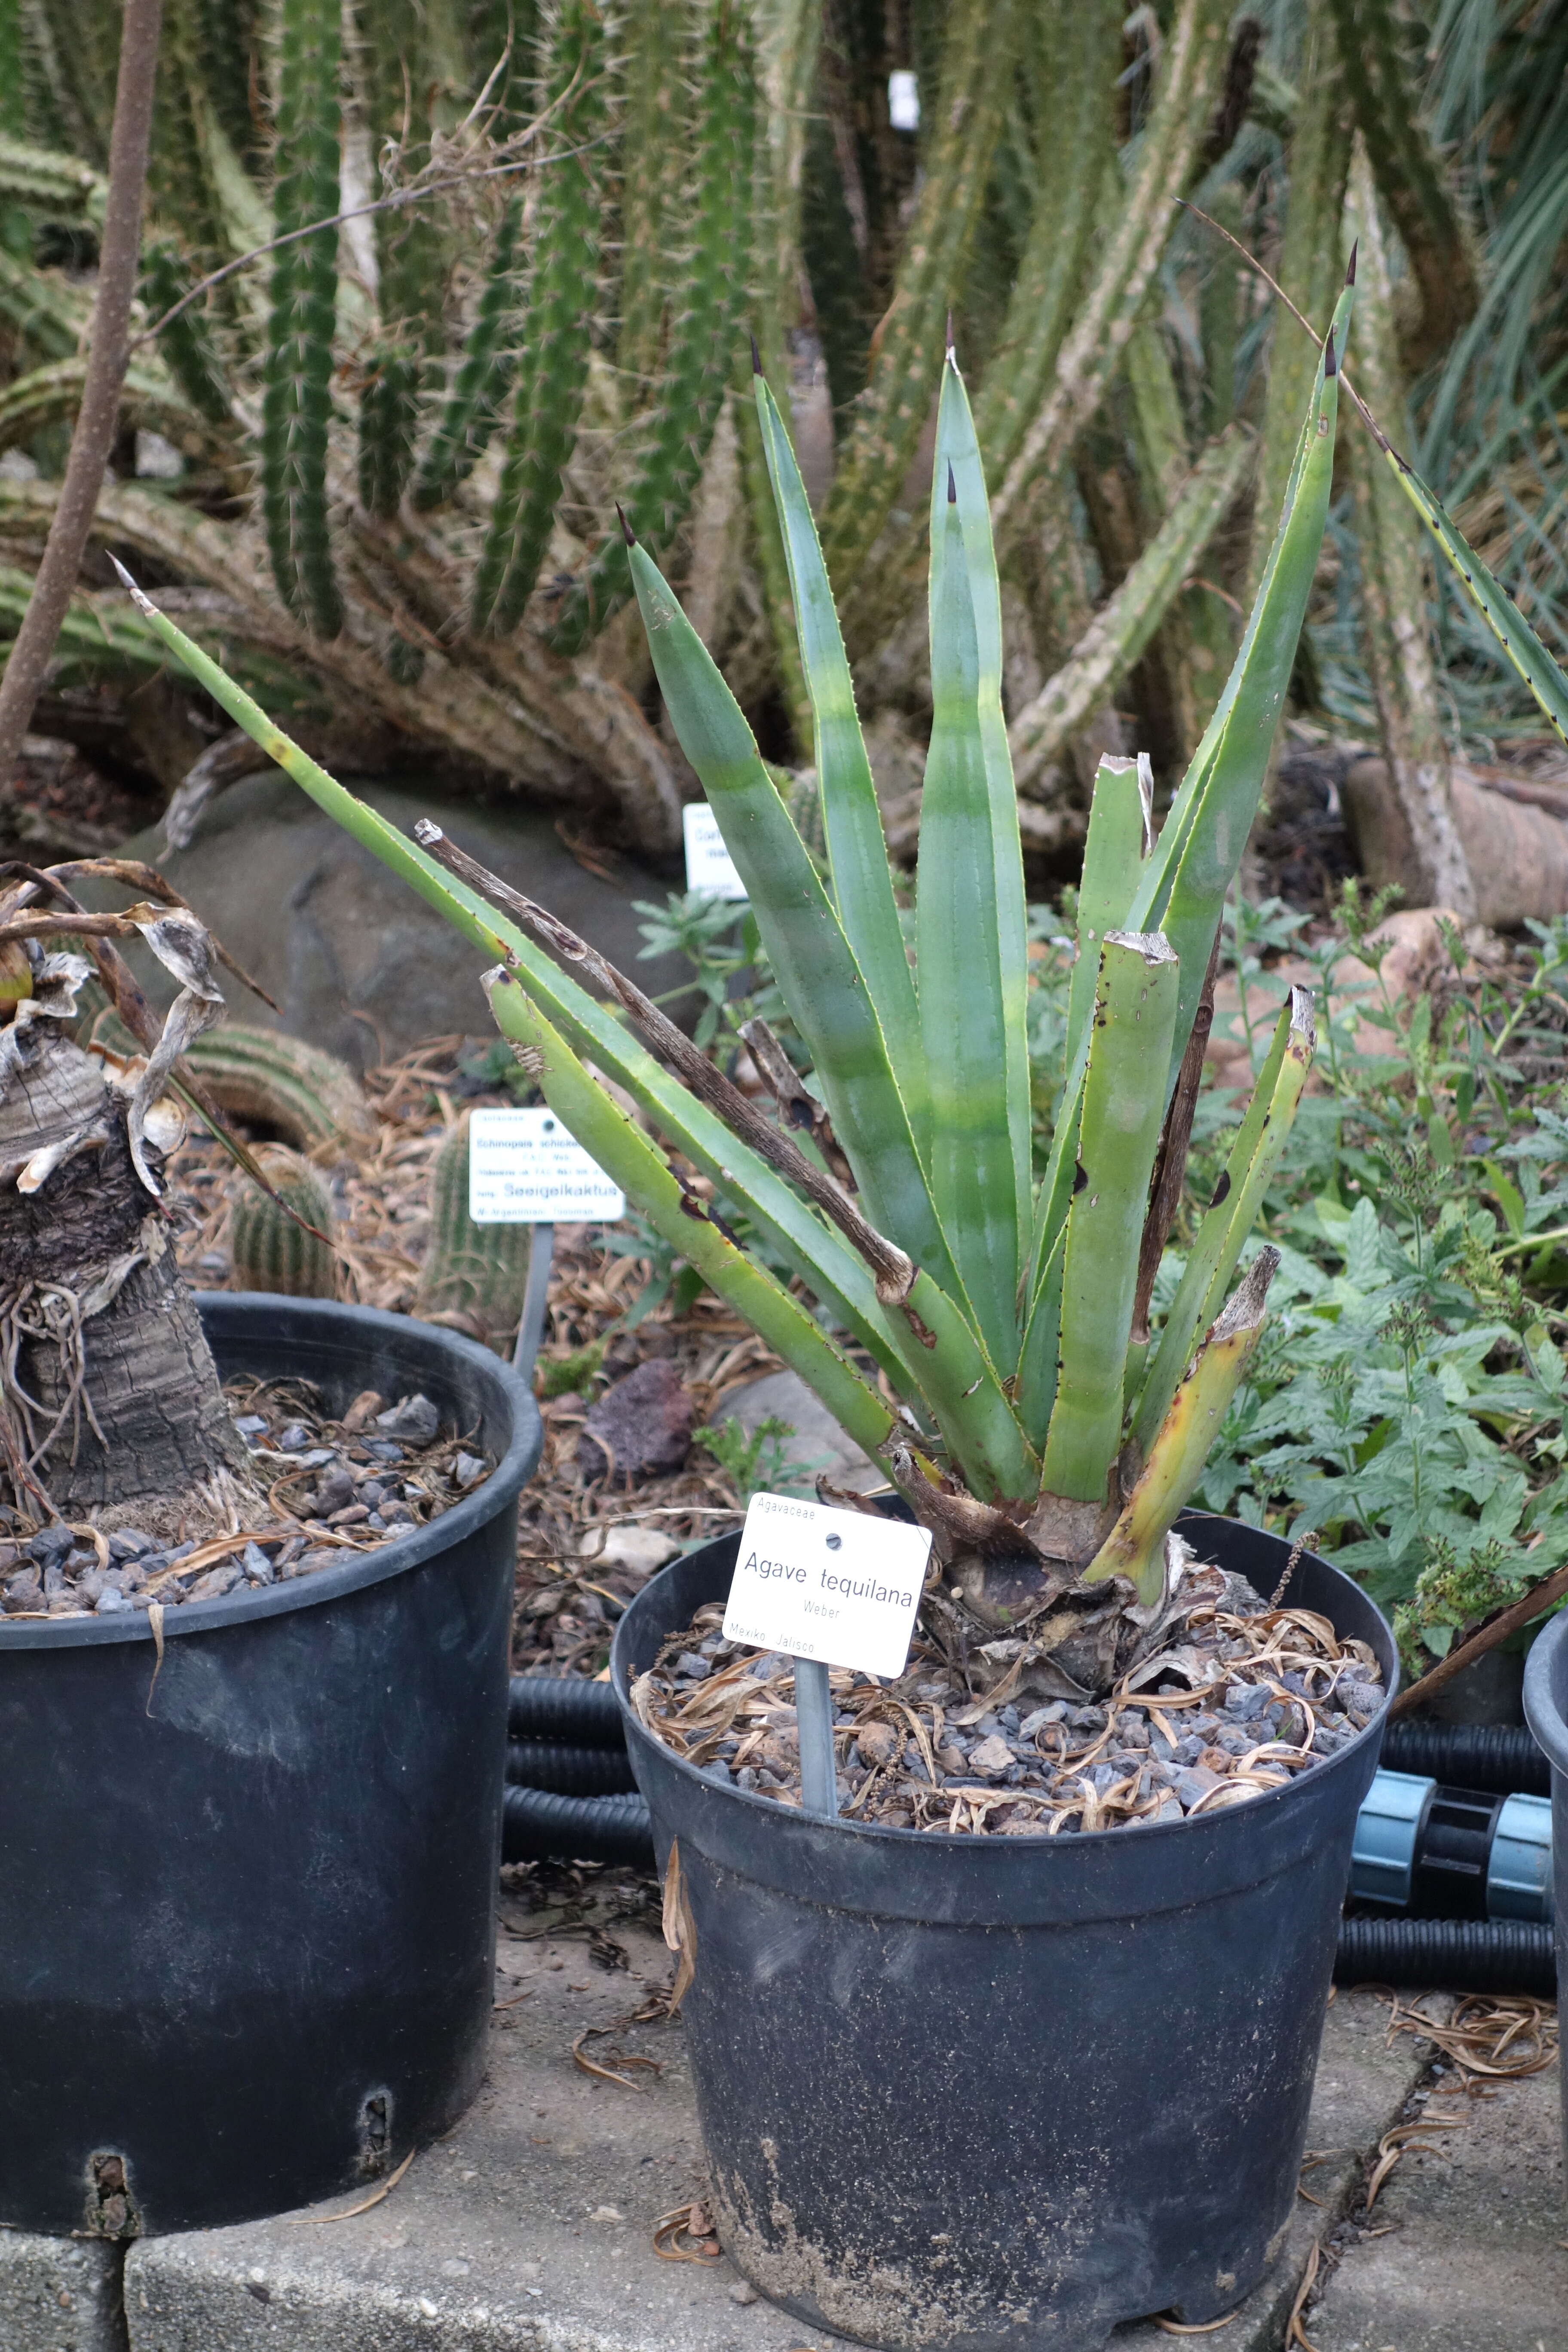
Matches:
[[633, 1589, 1388, 1837], [164, 1035, 788, 1669]]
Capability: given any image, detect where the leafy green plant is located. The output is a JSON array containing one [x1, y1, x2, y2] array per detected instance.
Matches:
[[694, 1414, 824, 1505], [112, 289, 1354, 1695]]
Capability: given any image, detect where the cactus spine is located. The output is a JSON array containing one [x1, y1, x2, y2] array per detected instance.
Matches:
[[359, 0, 455, 517], [613, 0, 691, 387], [416, 1113, 535, 1335], [230, 1146, 340, 1299], [261, 0, 345, 637], [469, 0, 616, 637], [549, 0, 755, 655], [412, 189, 524, 509]]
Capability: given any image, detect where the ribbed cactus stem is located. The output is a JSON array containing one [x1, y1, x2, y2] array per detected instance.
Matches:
[[818, 0, 1017, 599], [412, 190, 523, 510], [261, 0, 345, 637], [548, 0, 756, 656], [141, 238, 233, 423], [415, 1113, 536, 1337], [0, 0, 31, 257], [470, 0, 616, 638], [614, 0, 690, 385], [357, 339, 420, 517], [230, 1145, 339, 1299]]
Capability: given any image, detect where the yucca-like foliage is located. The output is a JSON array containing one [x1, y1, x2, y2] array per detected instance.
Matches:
[[113, 296, 1357, 1689]]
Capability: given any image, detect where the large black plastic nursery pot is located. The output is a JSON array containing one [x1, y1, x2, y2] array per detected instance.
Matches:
[[0, 1295, 540, 2239], [613, 1513, 1396, 2352], [1522, 1607, 1568, 2157]]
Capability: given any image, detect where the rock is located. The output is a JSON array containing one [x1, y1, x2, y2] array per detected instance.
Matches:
[[451, 1451, 488, 1491], [186, 1562, 243, 1603], [729, 2280, 760, 2305], [95, 1586, 132, 1614], [1018, 1703, 1067, 1737], [340, 1389, 384, 1433], [578, 1359, 696, 1482], [968, 1735, 1016, 1779], [714, 1367, 882, 1496], [92, 774, 691, 1069], [240, 1544, 275, 1584], [1173, 1764, 1228, 1811], [107, 1527, 156, 1561], [1224, 1681, 1271, 1718], [593, 1525, 680, 1577], [26, 1525, 74, 1568], [674, 1653, 711, 1682], [855, 1721, 902, 1769], [1343, 755, 1568, 930], [309, 1468, 354, 1519], [3, 1572, 43, 1613], [375, 1393, 440, 1445]]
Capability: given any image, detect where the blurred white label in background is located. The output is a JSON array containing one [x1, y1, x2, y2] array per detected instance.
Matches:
[[682, 802, 747, 900], [888, 70, 920, 132], [468, 1107, 625, 1224]]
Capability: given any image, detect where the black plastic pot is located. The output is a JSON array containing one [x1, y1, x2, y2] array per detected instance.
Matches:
[[0, 1295, 540, 2238], [1522, 1606, 1568, 2157], [612, 1512, 1395, 2352]]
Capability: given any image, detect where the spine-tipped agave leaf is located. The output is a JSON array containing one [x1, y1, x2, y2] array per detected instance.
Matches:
[[1041, 931, 1180, 1503], [624, 536, 965, 1303], [1063, 753, 1151, 1084], [103, 567, 929, 1399], [1026, 277, 1353, 1322], [1130, 987, 1315, 1461], [751, 369, 925, 1147], [481, 968, 898, 1466], [917, 482, 1020, 1363], [1379, 444, 1568, 755], [1087, 1249, 1280, 1605], [933, 352, 1032, 1250]]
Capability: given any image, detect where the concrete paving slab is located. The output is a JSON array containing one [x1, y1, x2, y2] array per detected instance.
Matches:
[[117, 1883, 1516, 2352], [1308, 2055, 1567, 2352], [0, 2229, 127, 2352], [123, 1903, 812, 2352]]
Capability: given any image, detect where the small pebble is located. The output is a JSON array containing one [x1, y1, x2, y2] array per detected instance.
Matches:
[[729, 2282, 759, 2305], [240, 1543, 274, 1585], [452, 1452, 487, 1489], [276, 1424, 313, 1452], [376, 1393, 440, 1444], [675, 1651, 712, 1681], [95, 1587, 132, 1615], [26, 1526, 74, 1568]]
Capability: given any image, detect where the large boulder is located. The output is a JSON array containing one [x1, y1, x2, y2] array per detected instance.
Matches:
[[100, 775, 690, 1068], [1343, 758, 1568, 931]]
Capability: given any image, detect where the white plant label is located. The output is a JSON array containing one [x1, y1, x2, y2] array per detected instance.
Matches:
[[467, 1106, 625, 1224], [723, 1493, 932, 1678], [682, 802, 747, 900]]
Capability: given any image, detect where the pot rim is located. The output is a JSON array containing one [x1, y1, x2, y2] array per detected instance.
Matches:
[[1523, 1602, 1568, 1777], [612, 1509, 1397, 1860], [0, 1292, 539, 1652]]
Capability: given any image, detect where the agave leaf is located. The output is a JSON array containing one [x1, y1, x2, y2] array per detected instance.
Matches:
[[934, 351, 1032, 1262], [626, 537, 969, 1306], [103, 565, 939, 1392], [1040, 930, 1180, 1502], [1381, 441, 1568, 753], [1087, 1249, 1279, 1604], [1063, 753, 1152, 1083], [110, 563, 1048, 1488], [916, 480, 1021, 1365], [482, 968, 899, 1464], [1025, 279, 1353, 1324], [1130, 987, 1314, 1462], [751, 370, 926, 1148]]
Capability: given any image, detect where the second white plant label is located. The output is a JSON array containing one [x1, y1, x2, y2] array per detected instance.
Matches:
[[723, 1494, 933, 1678]]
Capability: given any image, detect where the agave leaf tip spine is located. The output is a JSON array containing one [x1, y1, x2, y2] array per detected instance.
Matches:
[[1324, 325, 1338, 377], [749, 331, 762, 376], [1345, 239, 1358, 287], [616, 502, 636, 546]]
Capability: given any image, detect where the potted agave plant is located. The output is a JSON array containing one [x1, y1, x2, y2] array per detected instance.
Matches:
[[122, 276, 1397, 2341]]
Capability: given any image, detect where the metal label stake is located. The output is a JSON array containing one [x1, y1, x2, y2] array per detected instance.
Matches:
[[793, 1655, 839, 1818], [512, 1221, 553, 1384]]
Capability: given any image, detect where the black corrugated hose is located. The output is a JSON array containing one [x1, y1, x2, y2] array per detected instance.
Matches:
[[1335, 1916, 1556, 1997], [1380, 1721, 1549, 1797], [500, 1681, 1561, 2001]]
